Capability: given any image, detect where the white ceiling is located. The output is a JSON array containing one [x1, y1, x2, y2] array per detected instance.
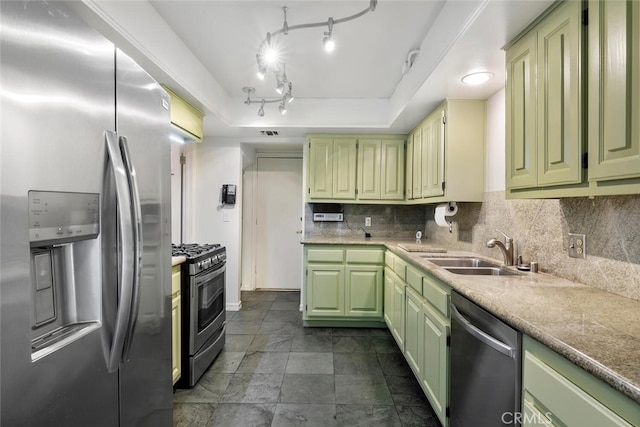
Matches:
[[79, 0, 555, 141]]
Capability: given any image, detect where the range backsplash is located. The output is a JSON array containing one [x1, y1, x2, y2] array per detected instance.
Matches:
[[425, 191, 640, 302], [304, 203, 426, 239]]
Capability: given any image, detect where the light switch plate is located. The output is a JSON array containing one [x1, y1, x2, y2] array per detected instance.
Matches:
[[568, 233, 586, 259]]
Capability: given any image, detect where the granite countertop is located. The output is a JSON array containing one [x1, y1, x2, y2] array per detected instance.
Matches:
[[302, 237, 640, 404], [172, 256, 186, 267]]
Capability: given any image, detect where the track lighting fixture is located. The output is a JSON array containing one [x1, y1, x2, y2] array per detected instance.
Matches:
[[244, 1, 377, 116], [323, 18, 335, 52]]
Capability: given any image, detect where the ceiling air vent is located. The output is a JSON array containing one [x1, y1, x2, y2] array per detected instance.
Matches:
[[260, 130, 279, 136]]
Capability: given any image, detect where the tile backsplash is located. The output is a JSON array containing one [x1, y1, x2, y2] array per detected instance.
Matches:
[[304, 203, 426, 239], [304, 192, 640, 301], [426, 191, 640, 302]]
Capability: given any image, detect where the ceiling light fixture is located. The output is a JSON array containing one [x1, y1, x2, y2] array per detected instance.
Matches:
[[461, 71, 494, 86], [243, 1, 377, 116], [323, 18, 335, 52]]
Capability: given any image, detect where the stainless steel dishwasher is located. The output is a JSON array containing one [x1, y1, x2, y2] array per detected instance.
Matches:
[[450, 291, 522, 427]]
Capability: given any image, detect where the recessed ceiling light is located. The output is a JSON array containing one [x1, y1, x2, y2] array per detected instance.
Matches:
[[461, 71, 494, 86]]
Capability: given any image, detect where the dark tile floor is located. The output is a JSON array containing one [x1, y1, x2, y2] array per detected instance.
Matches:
[[173, 290, 440, 427]]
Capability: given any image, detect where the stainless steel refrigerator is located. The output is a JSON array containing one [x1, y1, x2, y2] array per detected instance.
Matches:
[[1, 1, 173, 425]]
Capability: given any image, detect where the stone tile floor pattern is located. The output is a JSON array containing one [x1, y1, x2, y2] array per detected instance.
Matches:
[[173, 290, 440, 426]]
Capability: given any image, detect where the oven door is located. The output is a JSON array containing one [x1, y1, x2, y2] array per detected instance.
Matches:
[[189, 264, 225, 354]]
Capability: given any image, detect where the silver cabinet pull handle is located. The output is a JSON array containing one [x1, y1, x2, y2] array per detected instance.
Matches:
[[119, 135, 142, 363], [451, 303, 516, 358], [104, 130, 136, 373]]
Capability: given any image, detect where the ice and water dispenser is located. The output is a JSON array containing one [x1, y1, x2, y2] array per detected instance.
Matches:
[[28, 191, 102, 359]]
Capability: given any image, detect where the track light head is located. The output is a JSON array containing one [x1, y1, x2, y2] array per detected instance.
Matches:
[[279, 101, 287, 115], [323, 17, 335, 52], [258, 99, 265, 117]]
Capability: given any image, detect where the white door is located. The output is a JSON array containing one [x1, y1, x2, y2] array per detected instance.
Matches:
[[256, 157, 303, 289]]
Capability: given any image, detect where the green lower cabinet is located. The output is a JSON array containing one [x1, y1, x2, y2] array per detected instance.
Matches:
[[304, 245, 384, 324], [383, 266, 405, 350], [420, 301, 450, 427], [523, 335, 637, 427], [345, 266, 383, 318], [306, 265, 344, 317], [404, 286, 423, 377]]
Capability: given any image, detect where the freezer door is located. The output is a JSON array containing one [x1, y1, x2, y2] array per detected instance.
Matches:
[[114, 49, 173, 426], [0, 1, 119, 425]]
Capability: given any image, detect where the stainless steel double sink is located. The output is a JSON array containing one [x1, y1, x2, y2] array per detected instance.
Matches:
[[421, 256, 520, 276]]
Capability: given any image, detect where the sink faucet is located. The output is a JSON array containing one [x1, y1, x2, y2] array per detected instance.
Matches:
[[486, 229, 515, 266]]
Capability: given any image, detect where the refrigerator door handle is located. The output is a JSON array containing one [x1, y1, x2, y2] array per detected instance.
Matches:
[[118, 135, 142, 363], [105, 130, 136, 373]]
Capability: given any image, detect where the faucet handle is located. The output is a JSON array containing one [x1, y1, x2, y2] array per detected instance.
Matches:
[[495, 229, 513, 243]]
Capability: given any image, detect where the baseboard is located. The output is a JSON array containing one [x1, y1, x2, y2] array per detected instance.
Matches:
[[226, 301, 242, 312]]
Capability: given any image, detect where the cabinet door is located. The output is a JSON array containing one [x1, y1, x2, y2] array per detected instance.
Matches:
[[536, 0, 583, 186], [391, 279, 406, 350], [421, 302, 449, 427], [171, 293, 181, 385], [406, 134, 414, 199], [383, 268, 395, 329], [412, 129, 422, 198], [420, 121, 431, 197], [588, 0, 640, 181], [345, 265, 383, 318], [424, 111, 445, 198], [333, 139, 357, 199], [404, 286, 423, 377], [357, 139, 382, 200], [306, 265, 345, 316], [506, 32, 538, 189], [381, 139, 405, 200], [308, 138, 334, 199]]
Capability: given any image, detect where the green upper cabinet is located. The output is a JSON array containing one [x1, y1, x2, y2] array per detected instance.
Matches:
[[506, 0, 640, 198], [405, 133, 414, 200], [411, 128, 423, 199], [506, 32, 538, 189], [588, 0, 640, 183], [408, 99, 486, 204], [357, 139, 382, 200], [381, 139, 406, 200], [536, 0, 583, 187], [307, 135, 405, 203], [308, 137, 357, 200], [506, 0, 584, 193]]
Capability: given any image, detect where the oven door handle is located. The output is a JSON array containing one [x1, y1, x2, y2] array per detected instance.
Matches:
[[450, 303, 516, 358], [105, 130, 136, 373]]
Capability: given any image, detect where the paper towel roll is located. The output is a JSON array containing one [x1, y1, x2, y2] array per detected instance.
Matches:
[[435, 202, 458, 227]]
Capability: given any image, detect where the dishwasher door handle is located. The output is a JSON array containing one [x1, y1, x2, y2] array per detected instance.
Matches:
[[451, 303, 516, 358]]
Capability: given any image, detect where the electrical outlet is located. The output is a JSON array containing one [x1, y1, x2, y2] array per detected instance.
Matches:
[[365, 217, 371, 227], [568, 233, 586, 259]]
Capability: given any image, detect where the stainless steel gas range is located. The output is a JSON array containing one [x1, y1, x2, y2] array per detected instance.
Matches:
[[172, 243, 226, 387]]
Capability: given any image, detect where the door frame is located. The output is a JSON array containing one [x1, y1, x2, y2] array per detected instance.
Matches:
[[241, 150, 305, 296]]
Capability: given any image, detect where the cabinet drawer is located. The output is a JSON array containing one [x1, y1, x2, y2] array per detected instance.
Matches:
[[422, 274, 450, 318], [393, 257, 407, 281], [524, 351, 632, 426], [406, 265, 423, 294], [346, 249, 384, 264], [385, 251, 395, 269], [307, 248, 344, 263]]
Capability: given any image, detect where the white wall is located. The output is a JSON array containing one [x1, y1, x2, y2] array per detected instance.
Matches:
[[186, 140, 243, 310], [485, 88, 506, 191], [170, 141, 183, 243]]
